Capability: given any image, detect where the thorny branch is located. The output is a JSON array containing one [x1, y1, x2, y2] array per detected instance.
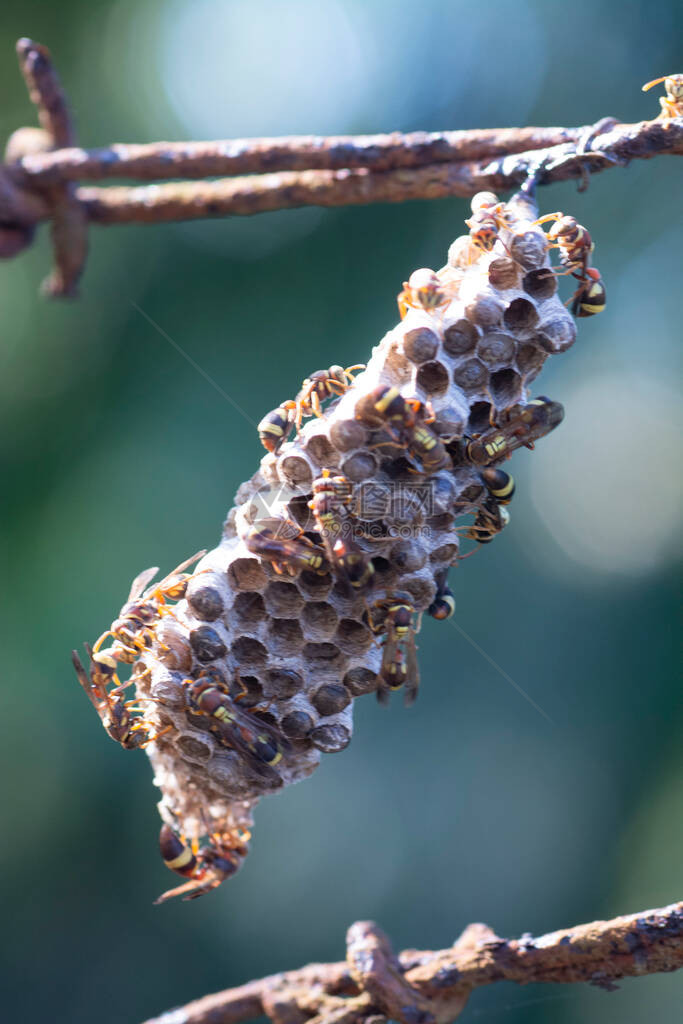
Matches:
[[142, 905, 683, 1024], [1, 38, 681, 297]]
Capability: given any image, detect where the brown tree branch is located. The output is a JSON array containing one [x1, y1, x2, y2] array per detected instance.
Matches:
[[142, 904, 683, 1024], [14, 126, 584, 185], [72, 117, 682, 225], [1, 37, 681, 296]]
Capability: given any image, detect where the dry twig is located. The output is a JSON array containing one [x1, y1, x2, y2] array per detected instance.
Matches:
[[0, 37, 681, 296], [142, 904, 683, 1024]]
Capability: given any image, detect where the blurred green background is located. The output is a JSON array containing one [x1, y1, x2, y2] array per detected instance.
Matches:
[[1, 1, 681, 1022]]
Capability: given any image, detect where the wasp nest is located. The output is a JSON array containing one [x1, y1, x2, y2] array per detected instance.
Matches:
[[84, 188, 580, 893]]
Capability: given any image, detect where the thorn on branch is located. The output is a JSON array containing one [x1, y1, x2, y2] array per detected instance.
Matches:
[[14, 37, 87, 297]]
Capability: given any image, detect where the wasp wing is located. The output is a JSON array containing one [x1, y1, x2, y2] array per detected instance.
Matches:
[[128, 567, 160, 602]]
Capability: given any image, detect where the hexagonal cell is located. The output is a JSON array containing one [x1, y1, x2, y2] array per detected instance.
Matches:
[[296, 569, 333, 600], [353, 480, 392, 521], [305, 433, 338, 467], [536, 315, 577, 353], [329, 418, 368, 451], [416, 360, 450, 397], [516, 342, 546, 380], [189, 625, 227, 663], [311, 723, 352, 753], [301, 601, 339, 641], [335, 618, 373, 654], [389, 539, 427, 573], [490, 368, 523, 409], [149, 673, 186, 709], [281, 710, 314, 739], [477, 331, 516, 368], [425, 513, 455, 532], [503, 298, 539, 334], [402, 326, 440, 364], [400, 574, 435, 609], [263, 667, 303, 700], [228, 557, 268, 592], [186, 581, 225, 621], [155, 621, 193, 672], [232, 590, 266, 628], [229, 673, 264, 707], [343, 666, 379, 696], [433, 405, 466, 441], [267, 618, 305, 656], [523, 267, 557, 300], [488, 257, 521, 290], [371, 556, 398, 588], [282, 494, 312, 532], [509, 230, 547, 270], [312, 683, 351, 716], [341, 451, 379, 482], [176, 735, 213, 764], [443, 318, 479, 356], [303, 642, 345, 671], [452, 359, 489, 392], [466, 402, 493, 435], [277, 454, 313, 485], [263, 580, 304, 618], [232, 636, 268, 670], [465, 295, 504, 329], [429, 542, 459, 564]]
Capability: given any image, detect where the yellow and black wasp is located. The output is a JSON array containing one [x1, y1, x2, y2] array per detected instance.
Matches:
[[184, 668, 290, 786]]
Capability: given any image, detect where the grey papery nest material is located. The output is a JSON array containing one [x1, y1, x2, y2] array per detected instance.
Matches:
[[113, 188, 575, 857]]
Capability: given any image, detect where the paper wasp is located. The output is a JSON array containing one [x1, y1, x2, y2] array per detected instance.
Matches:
[[92, 551, 207, 662], [356, 385, 451, 473], [184, 668, 290, 785], [642, 74, 683, 122], [71, 643, 169, 750], [155, 822, 249, 904], [308, 471, 375, 590], [465, 191, 513, 254], [427, 568, 455, 621], [368, 593, 420, 705], [245, 521, 329, 576], [397, 268, 452, 320], [464, 397, 564, 465], [293, 365, 365, 428], [257, 400, 297, 454], [531, 213, 605, 318]]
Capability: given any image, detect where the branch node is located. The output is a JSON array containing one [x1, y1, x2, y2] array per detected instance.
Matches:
[[346, 921, 437, 1024]]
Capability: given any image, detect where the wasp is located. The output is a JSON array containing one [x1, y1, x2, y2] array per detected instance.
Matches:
[[464, 397, 564, 465], [72, 644, 168, 750], [427, 568, 455, 621], [642, 74, 683, 122], [397, 268, 452, 320], [480, 467, 515, 505], [357, 385, 451, 473], [308, 470, 353, 554], [308, 471, 374, 589], [569, 266, 606, 317], [257, 400, 297, 454], [368, 593, 420, 705], [245, 521, 329, 576], [465, 192, 513, 254], [92, 551, 207, 662], [464, 501, 510, 545], [185, 668, 290, 784], [293, 365, 365, 428], [531, 213, 605, 318], [155, 823, 249, 904]]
